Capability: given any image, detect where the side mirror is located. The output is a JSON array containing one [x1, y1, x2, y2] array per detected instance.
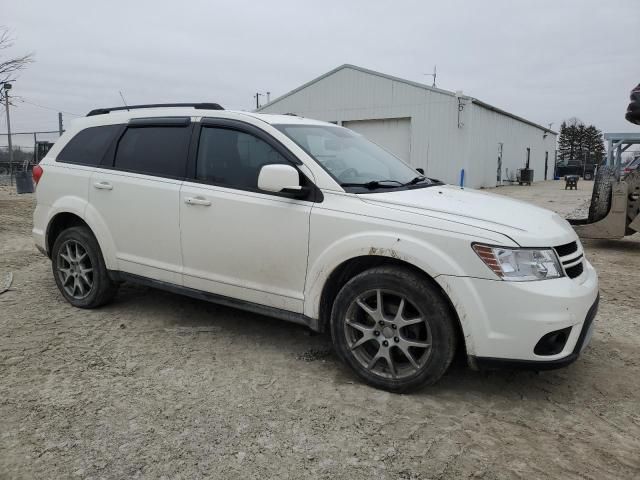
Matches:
[[258, 164, 306, 196], [416, 168, 425, 174]]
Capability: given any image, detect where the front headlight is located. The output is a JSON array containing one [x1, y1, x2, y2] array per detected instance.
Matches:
[[472, 244, 564, 281]]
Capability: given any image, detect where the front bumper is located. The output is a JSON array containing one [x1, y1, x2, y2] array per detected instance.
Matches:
[[436, 259, 599, 363], [471, 294, 599, 370]]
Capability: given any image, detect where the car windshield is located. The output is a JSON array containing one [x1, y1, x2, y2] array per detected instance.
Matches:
[[275, 124, 433, 191]]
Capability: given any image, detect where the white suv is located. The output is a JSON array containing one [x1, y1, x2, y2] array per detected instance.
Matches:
[[32, 103, 599, 392]]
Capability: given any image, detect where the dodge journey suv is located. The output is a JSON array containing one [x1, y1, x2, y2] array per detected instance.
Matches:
[[32, 103, 599, 392]]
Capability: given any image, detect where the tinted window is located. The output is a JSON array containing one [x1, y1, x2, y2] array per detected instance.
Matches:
[[114, 126, 191, 178], [57, 125, 120, 166], [196, 127, 288, 189]]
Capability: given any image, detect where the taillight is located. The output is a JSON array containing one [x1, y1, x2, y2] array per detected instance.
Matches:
[[32, 165, 44, 185]]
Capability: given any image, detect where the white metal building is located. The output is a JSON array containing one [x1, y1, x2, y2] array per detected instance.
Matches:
[[258, 65, 558, 188]]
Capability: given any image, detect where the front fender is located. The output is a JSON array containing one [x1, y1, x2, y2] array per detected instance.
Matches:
[[304, 231, 471, 320]]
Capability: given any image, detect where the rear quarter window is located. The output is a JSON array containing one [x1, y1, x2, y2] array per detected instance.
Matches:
[[57, 125, 121, 166]]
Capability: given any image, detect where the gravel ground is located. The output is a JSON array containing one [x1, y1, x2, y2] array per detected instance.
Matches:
[[1, 181, 639, 479]]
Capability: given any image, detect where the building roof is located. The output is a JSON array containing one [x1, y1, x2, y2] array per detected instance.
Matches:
[[258, 64, 558, 135]]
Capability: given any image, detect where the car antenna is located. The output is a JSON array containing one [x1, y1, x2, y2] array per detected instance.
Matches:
[[119, 91, 130, 111]]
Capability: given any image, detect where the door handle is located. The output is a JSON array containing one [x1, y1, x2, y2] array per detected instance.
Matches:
[[93, 181, 113, 190], [184, 196, 212, 206]]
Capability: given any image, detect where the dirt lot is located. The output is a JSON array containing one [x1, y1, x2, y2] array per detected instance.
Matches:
[[1, 181, 639, 479]]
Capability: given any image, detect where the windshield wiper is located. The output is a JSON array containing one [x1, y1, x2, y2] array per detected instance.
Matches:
[[403, 176, 428, 186], [340, 179, 405, 190]]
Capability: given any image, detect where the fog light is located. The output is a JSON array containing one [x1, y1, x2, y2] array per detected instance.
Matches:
[[534, 327, 572, 356]]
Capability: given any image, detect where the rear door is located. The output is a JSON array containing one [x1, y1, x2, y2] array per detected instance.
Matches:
[[89, 117, 192, 284], [179, 119, 313, 312]]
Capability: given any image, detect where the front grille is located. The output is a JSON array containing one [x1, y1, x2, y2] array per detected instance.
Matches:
[[555, 241, 578, 257], [565, 262, 584, 279], [554, 241, 584, 279]]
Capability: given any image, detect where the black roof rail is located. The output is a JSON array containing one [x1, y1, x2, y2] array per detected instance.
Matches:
[[86, 103, 224, 117]]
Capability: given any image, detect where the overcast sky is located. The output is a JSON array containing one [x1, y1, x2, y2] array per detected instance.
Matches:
[[2, 0, 639, 146]]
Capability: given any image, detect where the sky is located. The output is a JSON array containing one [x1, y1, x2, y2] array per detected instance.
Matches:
[[2, 0, 639, 148]]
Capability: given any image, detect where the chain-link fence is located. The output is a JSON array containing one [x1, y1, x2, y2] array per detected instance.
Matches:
[[0, 131, 60, 186]]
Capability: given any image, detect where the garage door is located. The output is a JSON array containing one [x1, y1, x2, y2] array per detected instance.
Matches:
[[343, 118, 411, 162]]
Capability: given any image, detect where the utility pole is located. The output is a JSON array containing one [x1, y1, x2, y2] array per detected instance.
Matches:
[[58, 112, 64, 136], [3, 83, 14, 185], [254, 92, 263, 109]]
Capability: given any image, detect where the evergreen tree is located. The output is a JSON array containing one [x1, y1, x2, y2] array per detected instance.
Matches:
[[558, 121, 571, 163], [557, 118, 604, 165]]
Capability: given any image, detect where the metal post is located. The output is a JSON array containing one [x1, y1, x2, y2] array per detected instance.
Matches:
[[497, 142, 503, 185], [4, 88, 13, 186], [545, 151, 549, 180], [58, 112, 63, 136]]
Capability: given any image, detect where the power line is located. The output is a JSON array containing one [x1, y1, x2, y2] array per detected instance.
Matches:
[[14, 97, 82, 117], [0, 129, 60, 135]]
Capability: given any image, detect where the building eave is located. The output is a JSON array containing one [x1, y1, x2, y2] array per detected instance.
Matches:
[[470, 98, 558, 135]]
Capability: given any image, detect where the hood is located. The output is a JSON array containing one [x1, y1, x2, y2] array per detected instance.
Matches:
[[359, 185, 577, 247]]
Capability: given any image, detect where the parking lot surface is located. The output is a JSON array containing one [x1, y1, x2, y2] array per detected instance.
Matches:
[[1, 181, 639, 479]]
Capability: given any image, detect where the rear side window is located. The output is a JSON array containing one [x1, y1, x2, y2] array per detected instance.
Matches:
[[114, 126, 191, 178], [57, 125, 120, 166]]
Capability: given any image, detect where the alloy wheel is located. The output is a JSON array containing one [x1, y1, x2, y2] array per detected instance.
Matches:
[[57, 239, 94, 300], [343, 289, 432, 379]]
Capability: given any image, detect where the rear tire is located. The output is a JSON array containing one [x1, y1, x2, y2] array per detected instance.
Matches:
[[330, 266, 457, 392], [51, 226, 118, 308]]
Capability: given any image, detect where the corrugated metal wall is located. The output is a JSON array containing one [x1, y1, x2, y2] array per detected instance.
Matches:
[[468, 104, 557, 187], [259, 66, 557, 188]]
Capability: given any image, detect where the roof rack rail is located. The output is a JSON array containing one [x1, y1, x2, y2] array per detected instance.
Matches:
[[86, 103, 224, 117]]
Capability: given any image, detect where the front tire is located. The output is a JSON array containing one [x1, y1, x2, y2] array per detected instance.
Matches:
[[330, 266, 457, 392], [51, 226, 118, 308]]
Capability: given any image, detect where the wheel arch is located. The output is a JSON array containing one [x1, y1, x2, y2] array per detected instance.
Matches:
[[45, 205, 118, 270], [313, 254, 467, 356], [46, 212, 90, 255]]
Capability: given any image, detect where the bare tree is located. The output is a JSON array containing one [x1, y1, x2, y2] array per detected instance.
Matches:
[[0, 27, 34, 102]]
